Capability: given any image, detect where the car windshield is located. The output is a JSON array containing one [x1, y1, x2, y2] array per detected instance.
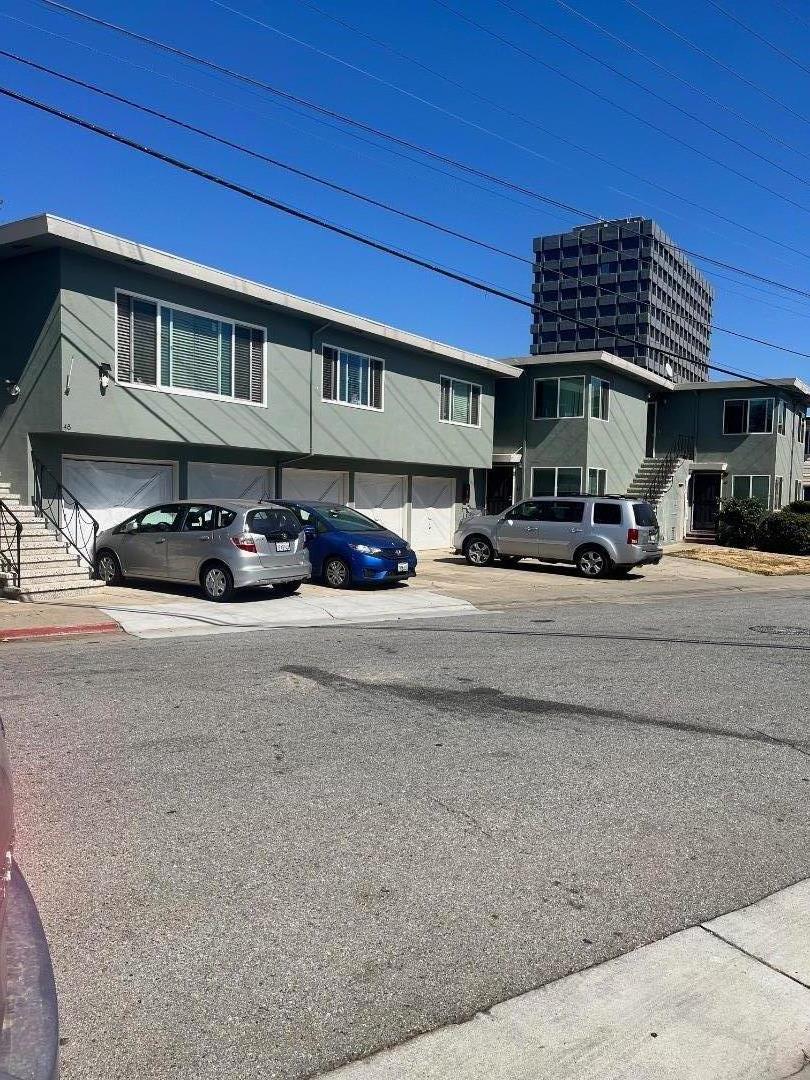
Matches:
[[632, 503, 659, 527], [320, 506, 383, 532]]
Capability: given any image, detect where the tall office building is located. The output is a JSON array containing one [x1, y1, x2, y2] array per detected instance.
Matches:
[[531, 217, 713, 382]]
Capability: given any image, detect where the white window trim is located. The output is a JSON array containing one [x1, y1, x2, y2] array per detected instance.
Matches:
[[587, 467, 608, 495], [722, 397, 774, 436], [777, 400, 786, 436], [774, 475, 784, 508], [533, 376, 586, 420], [530, 465, 583, 497], [439, 374, 482, 428], [321, 343, 385, 412], [731, 473, 772, 507], [589, 378, 610, 423], [113, 288, 267, 408]]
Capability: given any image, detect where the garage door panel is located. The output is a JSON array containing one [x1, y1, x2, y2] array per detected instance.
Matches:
[[354, 473, 406, 537], [63, 458, 175, 535], [187, 462, 274, 502], [410, 475, 455, 549], [283, 469, 348, 503]]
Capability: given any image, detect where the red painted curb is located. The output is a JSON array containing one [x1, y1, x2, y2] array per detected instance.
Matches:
[[0, 622, 120, 642]]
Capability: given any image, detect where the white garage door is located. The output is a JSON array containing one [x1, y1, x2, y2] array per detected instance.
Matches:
[[353, 473, 407, 536], [411, 475, 456, 550], [282, 468, 348, 503], [62, 458, 176, 550], [187, 462, 274, 502]]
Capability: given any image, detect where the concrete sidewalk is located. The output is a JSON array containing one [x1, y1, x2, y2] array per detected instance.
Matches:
[[0, 598, 119, 642], [319, 880, 810, 1080]]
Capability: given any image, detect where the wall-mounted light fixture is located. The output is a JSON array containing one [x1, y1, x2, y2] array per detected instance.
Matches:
[[98, 363, 112, 392], [3, 380, 20, 399]]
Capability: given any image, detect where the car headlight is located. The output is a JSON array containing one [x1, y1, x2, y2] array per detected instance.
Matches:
[[350, 543, 384, 555]]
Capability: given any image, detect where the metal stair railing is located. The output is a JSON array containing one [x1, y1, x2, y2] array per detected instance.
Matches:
[[642, 434, 695, 503], [0, 500, 22, 588], [32, 455, 99, 571]]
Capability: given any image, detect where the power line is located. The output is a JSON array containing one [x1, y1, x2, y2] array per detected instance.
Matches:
[[623, 0, 810, 128], [705, 0, 810, 78], [22, 0, 810, 301], [770, 0, 810, 33], [431, 0, 810, 215], [6, 47, 810, 358], [0, 80, 805, 386]]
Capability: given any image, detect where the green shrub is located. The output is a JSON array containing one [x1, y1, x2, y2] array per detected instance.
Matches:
[[756, 511, 810, 556], [787, 500, 810, 516], [717, 498, 768, 548]]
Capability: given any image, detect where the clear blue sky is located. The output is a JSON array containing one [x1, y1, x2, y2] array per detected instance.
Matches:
[[1, 0, 809, 381]]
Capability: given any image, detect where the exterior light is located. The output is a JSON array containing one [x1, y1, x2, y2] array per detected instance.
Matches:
[[98, 363, 112, 391], [3, 381, 20, 399]]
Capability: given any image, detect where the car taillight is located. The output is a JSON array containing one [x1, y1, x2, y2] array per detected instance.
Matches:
[[231, 534, 258, 553], [627, 527, 639, 545]]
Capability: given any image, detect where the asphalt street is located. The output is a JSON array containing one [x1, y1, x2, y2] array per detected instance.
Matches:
[[2, 587, 810, 1079]]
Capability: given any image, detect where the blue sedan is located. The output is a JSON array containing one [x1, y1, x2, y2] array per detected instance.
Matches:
[[276, 501, 417, 588]]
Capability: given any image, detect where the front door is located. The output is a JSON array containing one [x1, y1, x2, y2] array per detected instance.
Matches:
[[691, 473, 721, 532], [495, 500, 542, 556], [645, 401, 657, 457], [486, 466, 515, 515]]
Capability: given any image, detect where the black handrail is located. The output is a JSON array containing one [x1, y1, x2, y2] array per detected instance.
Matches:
[[0, 500, 22, 589], [643, 434, 695, 503], [32, 456, 99, 570]]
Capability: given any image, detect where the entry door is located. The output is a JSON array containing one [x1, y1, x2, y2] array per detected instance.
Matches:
[[645, 402, 657, 457], [691, 473, 721, 531], [486, 466, 515, 515], [495, 501, 542, 556]]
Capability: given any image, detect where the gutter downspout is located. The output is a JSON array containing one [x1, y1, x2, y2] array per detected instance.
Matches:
[[276, 321, 331, 491]]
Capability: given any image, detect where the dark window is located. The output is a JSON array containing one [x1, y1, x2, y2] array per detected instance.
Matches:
[[632, 503, 659, 527], [246, 508, 302, 538], [593, 502, 622, 525], [509, 501, 544, 520], [538, 500, 585, 523], [723, 400, 747, 434], [182, 505, 216, 531]]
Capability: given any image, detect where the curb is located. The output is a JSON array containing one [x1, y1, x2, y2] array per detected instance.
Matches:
[[0, 621, 120, 642]]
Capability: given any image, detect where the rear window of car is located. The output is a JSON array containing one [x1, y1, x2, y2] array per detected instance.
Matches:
[[593, 502, 623, 525], [246, 508, 302, 537], [632, 502, 659, 527]]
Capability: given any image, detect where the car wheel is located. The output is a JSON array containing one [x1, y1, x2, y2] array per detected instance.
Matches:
[[499, 555, 522, 566], [464, 535, 495, 567], [272, 580, 302, 597], [95, 550, 123, 586], [575, 546, 612, 579], [201, 562, 234, 602], [323, 556, 351, 589]]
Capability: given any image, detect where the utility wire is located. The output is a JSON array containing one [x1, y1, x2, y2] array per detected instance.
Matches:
[[431, 0, 810, 215], [770, 0, 810, 33], [546, 0, 810, 163], [705, 0, 810, 78], [0, 81, 805, 385], [623, 0, 810, 127], [285, 0, 810, 265]]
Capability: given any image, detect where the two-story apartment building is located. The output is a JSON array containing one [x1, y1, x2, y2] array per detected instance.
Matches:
[[0, 215, 519, 554], [493, 351, 809, 541]]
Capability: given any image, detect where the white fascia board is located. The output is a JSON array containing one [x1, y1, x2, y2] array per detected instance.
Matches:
[[503, 351, 675, 390], [0, 214, 520, 378], [676, 377, 810, 400]]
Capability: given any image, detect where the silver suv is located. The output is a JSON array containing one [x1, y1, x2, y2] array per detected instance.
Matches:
[[94, 499, 311, 601], [453, 496, 663, 578]]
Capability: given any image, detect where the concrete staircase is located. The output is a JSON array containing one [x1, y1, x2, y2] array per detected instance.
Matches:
[[626, 456, 683, 507], [0, 479, 104, 600]]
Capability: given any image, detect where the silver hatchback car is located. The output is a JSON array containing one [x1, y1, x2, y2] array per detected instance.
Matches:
[[453, 495, 663, 578], [94, 499, 311, 601]]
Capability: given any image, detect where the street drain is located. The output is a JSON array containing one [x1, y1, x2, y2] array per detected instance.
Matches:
[[749, 625, 810, 637]]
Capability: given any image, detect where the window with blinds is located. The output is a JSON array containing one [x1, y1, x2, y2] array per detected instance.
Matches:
[[322, 345, 384, 410], [440, 376, 481, 427], [115, 291, 265, 405]]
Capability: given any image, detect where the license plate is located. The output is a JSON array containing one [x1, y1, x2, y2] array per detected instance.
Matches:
[[276, 541, 291, 552], [397, 561, 409, 573]]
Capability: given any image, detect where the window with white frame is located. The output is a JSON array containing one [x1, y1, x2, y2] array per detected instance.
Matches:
[[774, 476, 783, 508], [795, 479, 803, 501], [587, 467, 607, 495], [322, 345, 384, 410], [723, 398, 774, 435], [115, 292, 265, 404], [531, 466, 582, 496], [440, 376, 481, 426], [590, 378, 610, 421], [731, 474, 771, 506], [777, 400, 786, 436], [533, 376, 585, 419], [798, 412, 807, 445]]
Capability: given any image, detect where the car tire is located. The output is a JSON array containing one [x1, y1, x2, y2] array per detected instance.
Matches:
[[272, 580, 302, 597], [323, 556, 351, 589], [499, 554, 522, 566], [463, 535, 495, 567], [95, 549, 123, 586], [575, 545, 612, 579], [201, 561, 234, 602]]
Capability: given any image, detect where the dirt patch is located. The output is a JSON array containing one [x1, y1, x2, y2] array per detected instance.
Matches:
[[668, 545, 810, 576]]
